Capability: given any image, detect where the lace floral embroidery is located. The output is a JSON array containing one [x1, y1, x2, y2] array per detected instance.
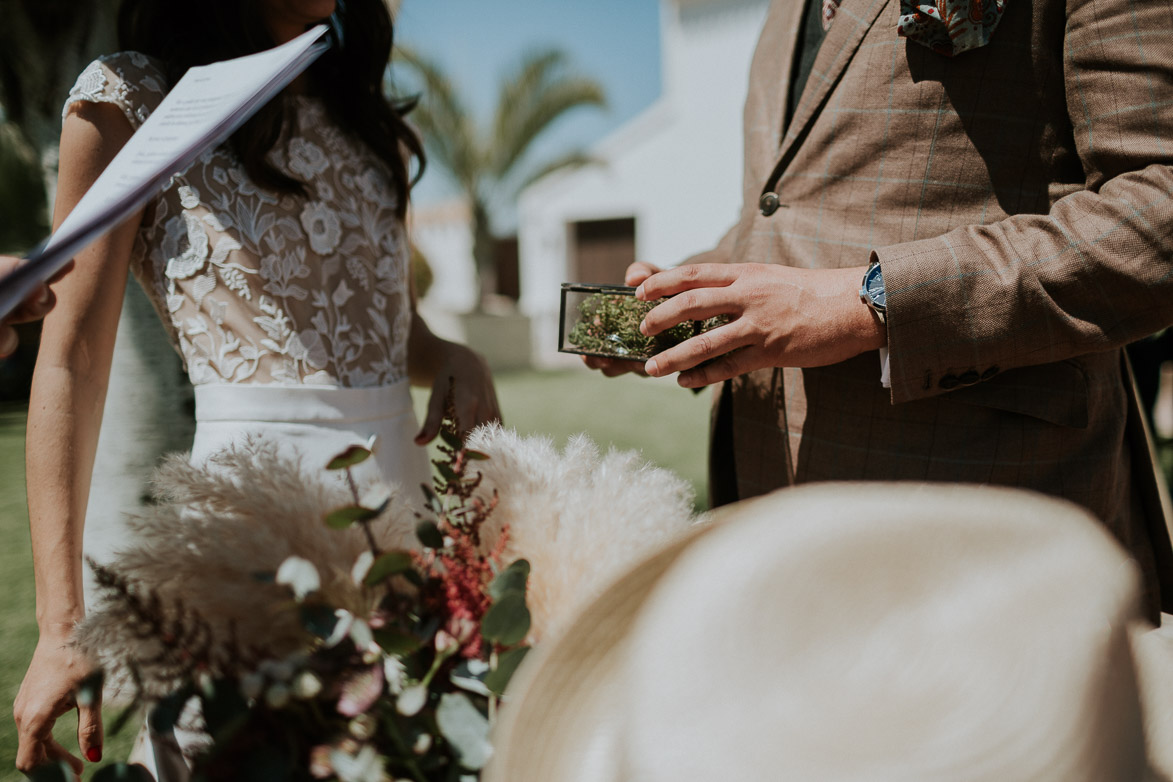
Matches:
[[66, 55, 412, 389]]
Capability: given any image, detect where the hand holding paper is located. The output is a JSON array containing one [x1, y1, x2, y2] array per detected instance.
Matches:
[[0, 24, 329, 324], [0, 255, 72, 357]]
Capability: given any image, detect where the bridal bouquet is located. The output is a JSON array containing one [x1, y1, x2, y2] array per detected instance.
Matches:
[[71, 416, 535, 782], [53, 409, 698, 782]]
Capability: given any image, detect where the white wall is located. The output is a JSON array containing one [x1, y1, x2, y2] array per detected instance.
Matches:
[[518, 0, 769, 366], [410, 199, 477, 315]]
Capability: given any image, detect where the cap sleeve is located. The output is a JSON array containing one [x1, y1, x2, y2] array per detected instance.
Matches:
[[63, 52, 168, 130]]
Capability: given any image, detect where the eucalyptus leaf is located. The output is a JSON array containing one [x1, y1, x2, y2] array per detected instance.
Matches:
[[92, 763, 154, 781], [325, 505, 379, 529], [77, 669, 105, 708], [373, 627, 421, 656], [329, 746, 382, 782], [364, 551, 416, 585], [275, 556, 320, 600], [485, 646, 531, 696], [326, 444, 372, 470], [416, 520, 444, 549], [233, 744, 295, 782], [200, 677, 249, 735], [450, 674, 493, 698], [397, 683, 428, 716], [465, 450, 490, 461], [300, 603, 339, 639], [440, 429, 462, 450], [481, 592, 531, 646], [149, 689, 190, 733], [421, 483, 443, 513], [460, 658, 491, 677], [349, 617, 374, 650], [451, 659, 493, 697], [351, 550, 375, 585], [489, 559, 530, 600], [28, 761, 71, 782], [107, 697, 142, 737], [437, 461, 459, 483], [436, 693, 493, 770]]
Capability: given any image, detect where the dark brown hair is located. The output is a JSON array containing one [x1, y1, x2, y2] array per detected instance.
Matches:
[[117, 0, 424, 217]]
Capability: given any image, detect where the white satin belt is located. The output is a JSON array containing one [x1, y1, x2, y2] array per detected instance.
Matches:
[[191, 380, 430, 495]]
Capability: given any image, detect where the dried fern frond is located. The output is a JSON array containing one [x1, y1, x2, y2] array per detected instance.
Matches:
[[75, 438, 417, 689], [76, 427, 700, 691]]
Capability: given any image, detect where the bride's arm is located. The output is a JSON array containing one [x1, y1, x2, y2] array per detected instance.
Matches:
[[406, 288, 501, 444], [13, 101, 144, 775]]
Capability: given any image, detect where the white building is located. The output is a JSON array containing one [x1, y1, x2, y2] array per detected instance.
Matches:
[[518, 0, 769, 366]]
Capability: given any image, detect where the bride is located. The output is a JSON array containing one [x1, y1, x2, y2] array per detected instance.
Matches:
[[12, 0, 499, 776]]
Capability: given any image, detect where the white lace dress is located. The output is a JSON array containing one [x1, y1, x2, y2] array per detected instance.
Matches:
[[65, 52, 429, 491], [65, 53, 430, 780]]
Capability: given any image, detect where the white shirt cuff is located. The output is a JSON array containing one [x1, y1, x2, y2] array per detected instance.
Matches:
[[879, 346, 890, 389]]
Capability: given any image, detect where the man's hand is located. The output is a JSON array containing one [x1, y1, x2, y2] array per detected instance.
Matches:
[[581, 261, 661, 377], [0, 255, 73, 358], [636, 263, 886, 388], [14, 629, 104, 775]]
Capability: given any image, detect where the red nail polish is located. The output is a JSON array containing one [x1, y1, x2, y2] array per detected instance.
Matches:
[[86, 747, 102, 763]]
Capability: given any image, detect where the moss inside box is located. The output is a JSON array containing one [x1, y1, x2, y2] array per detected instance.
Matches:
[[566, 292, 728, 360]]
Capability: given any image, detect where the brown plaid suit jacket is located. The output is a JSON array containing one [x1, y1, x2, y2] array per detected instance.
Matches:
[[698, 0, 1173, 615]]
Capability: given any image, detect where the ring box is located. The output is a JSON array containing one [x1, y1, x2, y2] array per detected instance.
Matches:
[[558, 282, 726, 361]]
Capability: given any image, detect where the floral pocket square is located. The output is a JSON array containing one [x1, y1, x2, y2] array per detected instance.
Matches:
[[898, 0, 1007, 56]]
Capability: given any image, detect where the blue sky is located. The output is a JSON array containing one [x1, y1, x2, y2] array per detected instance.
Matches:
[[393, 0, 663, 205]]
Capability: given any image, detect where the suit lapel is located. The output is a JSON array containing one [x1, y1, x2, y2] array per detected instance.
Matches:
[[766, 0, 893, 187], [762, 0, 809, 152]]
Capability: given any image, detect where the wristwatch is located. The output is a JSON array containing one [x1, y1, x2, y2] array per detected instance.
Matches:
[[859, 260, 886, 324]]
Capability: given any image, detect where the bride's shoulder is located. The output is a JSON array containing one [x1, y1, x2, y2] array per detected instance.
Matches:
[[64, 51, 168, 130]]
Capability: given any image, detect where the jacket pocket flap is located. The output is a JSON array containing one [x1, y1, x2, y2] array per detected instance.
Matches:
[[947, 360, 1089, 428]]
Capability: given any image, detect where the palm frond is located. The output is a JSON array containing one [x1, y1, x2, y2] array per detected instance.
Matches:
[[490, 50, 567, 137], [515, 149, 602, 194], [490, 50, 607, 180], [392, 47, 483, 193]]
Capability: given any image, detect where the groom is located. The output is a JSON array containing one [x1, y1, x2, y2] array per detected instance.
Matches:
[[588, 0, 1173, 618]]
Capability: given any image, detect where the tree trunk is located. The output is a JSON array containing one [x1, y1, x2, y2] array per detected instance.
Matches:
[[471, 198, 496, 312]]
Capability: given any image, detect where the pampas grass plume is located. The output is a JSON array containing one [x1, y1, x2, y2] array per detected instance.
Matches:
[[466, 424, 700, 641], [75, 426, 701, 688]]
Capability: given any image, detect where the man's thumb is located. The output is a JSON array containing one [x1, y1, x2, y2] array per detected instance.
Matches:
[[625, 261, 660, 287]]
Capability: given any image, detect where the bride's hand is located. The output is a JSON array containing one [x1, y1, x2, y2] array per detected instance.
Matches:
[[14, 628, 104, 775], [416, 342, 501, 444]]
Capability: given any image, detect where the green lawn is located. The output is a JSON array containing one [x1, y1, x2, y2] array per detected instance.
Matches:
[[0, 369, 711, 780]]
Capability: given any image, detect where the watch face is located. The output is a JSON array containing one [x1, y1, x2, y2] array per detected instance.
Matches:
[[865, 264, 886, 310]]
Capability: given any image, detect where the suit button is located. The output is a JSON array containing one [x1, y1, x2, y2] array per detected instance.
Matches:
[[981, 366, 1000, 381], [939, 374, 960, 389], [959, 370, 980, 386], [759, 192, 781, 216]]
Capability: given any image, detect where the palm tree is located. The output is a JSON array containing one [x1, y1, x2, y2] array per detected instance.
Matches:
[[394, 47, 606, 309]]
